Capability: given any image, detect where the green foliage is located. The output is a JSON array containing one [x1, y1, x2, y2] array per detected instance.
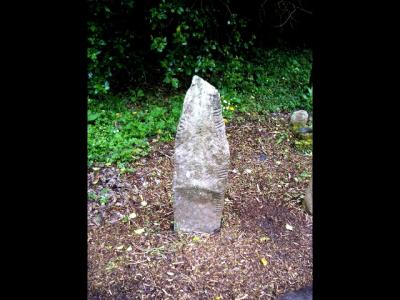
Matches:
[[87, 0, 150, 97], [217, 48, 312, 117], [88, 48, 312, 166], [99, 188, 110, 205], [88, 189, 111, 205], [88, 191, 97, 202], [87, 0, 262, 94], [149, 1, 256, 89], [129, 89, 145, 104], [293, 138, 313, 153], [88, 92, 183, 166], [276, 132, 289, 145], [87, 1, 313, 167]]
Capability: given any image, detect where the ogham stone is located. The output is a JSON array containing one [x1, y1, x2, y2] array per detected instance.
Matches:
[[173, 75, 230, 233]]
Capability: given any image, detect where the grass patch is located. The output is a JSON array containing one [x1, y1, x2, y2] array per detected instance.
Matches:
[[88, 93, 184, 166]]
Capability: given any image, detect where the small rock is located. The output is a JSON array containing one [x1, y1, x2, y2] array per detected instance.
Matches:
[[290, 110, 309, 127], [295, 127, 313, 140], [297, 127, 312, 134], [93, 213, 104, 226], [285, 224, 294, 231]]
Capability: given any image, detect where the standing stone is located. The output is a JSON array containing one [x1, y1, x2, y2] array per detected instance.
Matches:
[[173, 76, 230, 234], [290, 110, 309, 127]]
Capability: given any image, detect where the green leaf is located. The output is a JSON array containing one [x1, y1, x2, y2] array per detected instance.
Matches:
[[137, 89, 145, 97], [171, 78, 179, 89], [88, 113, 100, 122]]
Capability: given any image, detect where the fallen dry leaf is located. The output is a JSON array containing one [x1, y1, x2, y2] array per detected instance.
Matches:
[[192, 236, 201, 242], [285, 224, 294, 231], [260, 236, 270, 242], [260, 258, 269, 266], [134, 228, 145, 235]]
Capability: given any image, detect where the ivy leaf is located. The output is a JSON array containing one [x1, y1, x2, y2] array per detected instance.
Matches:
[[137, 89, 145, 98], [88, 113, 100, 122], [171, 78, 179, 89]]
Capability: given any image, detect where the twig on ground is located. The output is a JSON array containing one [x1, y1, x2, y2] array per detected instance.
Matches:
[[258, 138, 268, 156]]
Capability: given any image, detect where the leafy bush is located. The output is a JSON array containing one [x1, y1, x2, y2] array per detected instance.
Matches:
[[148, 0, 256, 89], [219, 48, 312, 113], [88, 0, 304, 95]]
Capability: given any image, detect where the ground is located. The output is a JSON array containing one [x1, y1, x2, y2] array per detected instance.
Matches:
[[88, 113, 313, 300]]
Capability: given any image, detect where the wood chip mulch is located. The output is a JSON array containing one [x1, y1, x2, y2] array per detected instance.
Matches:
[[88, 113, 313, 299]]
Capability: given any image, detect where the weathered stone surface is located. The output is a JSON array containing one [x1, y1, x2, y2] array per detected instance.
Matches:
[[290, 110, 309, 127], [173, 75, 230, 233], [303, 178, 313, 215]]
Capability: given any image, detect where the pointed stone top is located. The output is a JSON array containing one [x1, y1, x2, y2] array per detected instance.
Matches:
[[191, 75, 217, 92]]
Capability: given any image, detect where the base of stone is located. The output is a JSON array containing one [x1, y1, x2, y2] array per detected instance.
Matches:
[[173, 221, 222, 234]]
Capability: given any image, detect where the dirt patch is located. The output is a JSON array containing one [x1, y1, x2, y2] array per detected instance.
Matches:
[[88, 113, 312, 299]]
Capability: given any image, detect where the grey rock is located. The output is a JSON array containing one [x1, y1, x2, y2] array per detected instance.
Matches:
[[93, 212, 104, 226], [290, 110, 309, 127], [276, 285, 312, 300], [295, 127, 313, 140], [298, 127, 313, 134], [173, 76, 230, 233], [303, 178, 313, 215]]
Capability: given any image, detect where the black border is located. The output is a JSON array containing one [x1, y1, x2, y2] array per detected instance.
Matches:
[[6, 0, 392, 298], [5, 2, 88, 298]]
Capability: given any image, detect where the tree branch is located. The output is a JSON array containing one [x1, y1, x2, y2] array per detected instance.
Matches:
[[274, 7, 297, 28]]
